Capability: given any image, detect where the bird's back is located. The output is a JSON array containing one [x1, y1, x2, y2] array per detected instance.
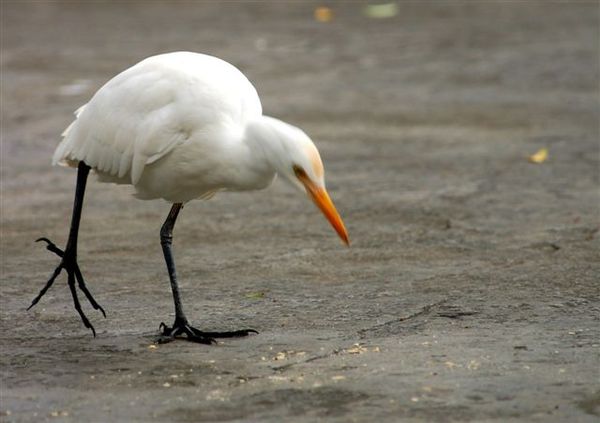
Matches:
[[54, 52, 262, 187]]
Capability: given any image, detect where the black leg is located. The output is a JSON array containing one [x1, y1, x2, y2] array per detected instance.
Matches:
[[160, 203, 186, 320], [29, 161, 105, 335], [157, 203, 258, 344]]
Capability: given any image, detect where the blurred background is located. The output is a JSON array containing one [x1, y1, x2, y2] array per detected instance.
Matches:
[[1, 1, 599, 422]]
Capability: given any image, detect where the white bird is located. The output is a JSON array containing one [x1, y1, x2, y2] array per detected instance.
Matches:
[[30, 52, 349, 344]]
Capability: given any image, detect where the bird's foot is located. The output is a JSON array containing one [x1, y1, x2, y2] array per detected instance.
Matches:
[[29, 237, 106, 336], [157, 317, 258, 345]]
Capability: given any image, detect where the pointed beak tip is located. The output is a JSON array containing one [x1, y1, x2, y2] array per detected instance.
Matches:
[[338, 229, 350, 247], [296, 172, 349, 248], [331, 214, 349, 247]]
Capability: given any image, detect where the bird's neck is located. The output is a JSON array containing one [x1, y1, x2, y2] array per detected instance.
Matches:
[[244, 115, 302, 173], [223, 116, 288, 191], [238, 116, 310, 192]]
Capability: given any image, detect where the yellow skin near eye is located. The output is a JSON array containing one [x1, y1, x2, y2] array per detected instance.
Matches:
[[305, 143, 324, 180]]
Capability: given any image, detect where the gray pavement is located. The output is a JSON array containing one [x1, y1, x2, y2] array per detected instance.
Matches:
[[1, 1, 599, 422]]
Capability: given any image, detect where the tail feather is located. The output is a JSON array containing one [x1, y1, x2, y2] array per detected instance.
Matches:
[[53, 104, 87, 167]]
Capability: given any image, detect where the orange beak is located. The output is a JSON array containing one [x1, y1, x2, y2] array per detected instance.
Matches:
[[295, 170, 349, 246]]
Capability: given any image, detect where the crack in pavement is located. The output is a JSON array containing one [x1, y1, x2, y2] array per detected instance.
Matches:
[[269, 300, 449, 373], [356, 299, 448, 338], [271, 348, 343, 372]]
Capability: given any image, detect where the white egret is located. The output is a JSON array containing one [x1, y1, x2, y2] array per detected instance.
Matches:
[[30, 52, 349, 344]]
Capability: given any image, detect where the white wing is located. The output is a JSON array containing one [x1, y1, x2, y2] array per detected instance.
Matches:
[[53, 52, 262, 185]]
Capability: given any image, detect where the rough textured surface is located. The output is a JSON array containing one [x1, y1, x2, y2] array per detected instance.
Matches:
[[1, 1, 599, 422]]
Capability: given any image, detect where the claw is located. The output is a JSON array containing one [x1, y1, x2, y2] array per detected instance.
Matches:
[[31, 237, 105, 336], [28, 265, 63, 310], [192, 328, 258, 338], [36, 237, 64, 257], [67, 271, 96, 337], [159, 321, 215, 344], [74, 265, 106, 318], [158, 320, 256, 344]]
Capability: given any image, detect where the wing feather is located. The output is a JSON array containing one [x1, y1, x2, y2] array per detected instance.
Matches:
[[52, 52, 262, 186]]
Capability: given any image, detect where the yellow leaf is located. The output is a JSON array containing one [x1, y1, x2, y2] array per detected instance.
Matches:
[[315, 7, 333, 23], [364, 3, 398, 19], [346, 343, 367, 354], [528, 148, 548, 163]]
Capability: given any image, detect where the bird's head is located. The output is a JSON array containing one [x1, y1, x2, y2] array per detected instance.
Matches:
[[246, 116, 349, 246]]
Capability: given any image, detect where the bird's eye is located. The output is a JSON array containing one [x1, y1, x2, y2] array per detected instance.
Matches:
[[293, 165, 307, 179]]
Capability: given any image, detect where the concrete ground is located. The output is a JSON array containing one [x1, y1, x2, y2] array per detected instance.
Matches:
[[1, 1, 599, 422]]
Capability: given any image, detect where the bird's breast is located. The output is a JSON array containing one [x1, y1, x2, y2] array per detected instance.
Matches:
[[131, 131, 275, 202]]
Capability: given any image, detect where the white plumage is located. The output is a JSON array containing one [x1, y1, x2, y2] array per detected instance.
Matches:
[[31, 52, 348, 341], [55, 52, 269, 201], [54, 51, 347, 240]]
